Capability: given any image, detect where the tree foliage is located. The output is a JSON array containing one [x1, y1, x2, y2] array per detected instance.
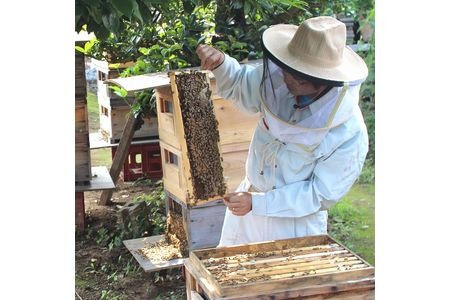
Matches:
[[76, 0, 375, 175]]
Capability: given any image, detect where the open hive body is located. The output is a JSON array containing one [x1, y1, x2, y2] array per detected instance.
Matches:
[[185, 235, 375, 299]]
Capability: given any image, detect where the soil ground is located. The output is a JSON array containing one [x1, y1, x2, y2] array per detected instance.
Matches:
[[75, 180, 186, 300]]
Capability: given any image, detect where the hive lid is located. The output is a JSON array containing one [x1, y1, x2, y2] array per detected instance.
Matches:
[[123, 235, 185, 272], [104, 59, 263, 93]]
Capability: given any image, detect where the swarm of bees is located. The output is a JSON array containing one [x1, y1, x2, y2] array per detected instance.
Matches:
[[175, 71, 227, 201], [166, 206, 189, 257]]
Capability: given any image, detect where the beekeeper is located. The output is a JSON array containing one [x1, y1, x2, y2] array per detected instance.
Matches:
[[196, 16, 369, 246]]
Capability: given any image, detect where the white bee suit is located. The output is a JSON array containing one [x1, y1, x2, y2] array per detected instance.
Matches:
[[213, 55, 369, 246]]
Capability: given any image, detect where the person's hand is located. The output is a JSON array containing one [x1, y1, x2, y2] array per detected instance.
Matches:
[[223, 192, 252, 216], [196, 44, 224, 70]]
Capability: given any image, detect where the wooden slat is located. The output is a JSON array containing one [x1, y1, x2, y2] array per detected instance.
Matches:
[[89, 132, 159, 149], [220, 141, 250, 153], [187, 200, 226, 250], [224, 278, 375, 299], [99, 114, 138, 205], [104, 106, 158, 142], [220, 267, 374, 298], [104, 59, 263, 93], [214, 98, 258, 145], [218, 256, 362, 278], [123, 235, 185, 272], [205, 248, 354, 273], [75, 166, 115, 192], [217, 260, 366, 284], [189, 291, 204, 300], [169, 71, 195, 204], [327, 235, 374, 268], [185, 259, 223, 300], [193, 235, 332, 259], [203, 243, 342, 263], [189, 251, 224, 297], [160, 140, 187, 201], [75, 99, 91, 182]]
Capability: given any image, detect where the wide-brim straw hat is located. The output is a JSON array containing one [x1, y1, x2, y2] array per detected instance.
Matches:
[[262, 16, 368, 86]]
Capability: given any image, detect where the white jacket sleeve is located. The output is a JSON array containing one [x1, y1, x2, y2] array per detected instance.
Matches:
[[251, 130, 368, 218], [212, 54, 263, 114]]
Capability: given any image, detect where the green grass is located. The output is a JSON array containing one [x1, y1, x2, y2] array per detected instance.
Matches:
[[87, 91, 112, 168], [91, 148, 112, 168], [328, 183, 375, 266], [87, 91, 100, 129]]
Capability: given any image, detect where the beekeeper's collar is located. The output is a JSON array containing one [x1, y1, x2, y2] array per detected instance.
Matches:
[[259, 59, 362, 151]]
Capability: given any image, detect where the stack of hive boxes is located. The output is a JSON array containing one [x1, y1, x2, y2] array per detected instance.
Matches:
[[155, 71, 259, 252], [75, 42, 92, 184], [92, 59, 159, 144], [91, 59, 162, 181]]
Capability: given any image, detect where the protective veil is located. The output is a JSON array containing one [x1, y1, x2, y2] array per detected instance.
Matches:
[[259, 59, 361, 151]]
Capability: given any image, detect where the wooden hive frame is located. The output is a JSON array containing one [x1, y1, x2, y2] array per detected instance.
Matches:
[[185, 235, 375, 299], [158, 71, 228, 207]]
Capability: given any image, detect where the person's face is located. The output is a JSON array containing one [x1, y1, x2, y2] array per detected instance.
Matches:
[[282, 70, 319, 97]]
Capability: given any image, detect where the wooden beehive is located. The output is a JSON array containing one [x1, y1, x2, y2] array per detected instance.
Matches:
[[166, 193, 226, 254], [75, 42, 92, 183], [99, 105, 159, 143], [91, 58, 159, 143], [156, 72, 258, 207], [91, 58, 136, 103], [185, 235, 375, 299]]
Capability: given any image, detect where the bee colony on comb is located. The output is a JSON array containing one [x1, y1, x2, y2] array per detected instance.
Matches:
[[185, 235, 375, 299], [156, 72, 257, 207], [172, 71, 227, 203]]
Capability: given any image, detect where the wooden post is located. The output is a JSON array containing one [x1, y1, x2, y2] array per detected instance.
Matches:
[[75, 192, 85, 230], [99, 113, 138, 205]]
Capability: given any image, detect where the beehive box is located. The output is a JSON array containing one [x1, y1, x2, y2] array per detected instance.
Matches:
[[91, 58, 136, 103], [156, 72, 258, 206], [75, 42, 92, 183], [91, 58, 159, 143], [99, 105, 159, 143], [165, 193, 226, 255], [185, 235, 375, 299]]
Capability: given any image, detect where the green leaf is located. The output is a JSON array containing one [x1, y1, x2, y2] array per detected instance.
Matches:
[[139, 47, 150, 55], [110, 85, 128, 98], [110, 0, 135, 17], [132, 0, 143, 23], [75, 46, 86, 54], [108, 63, 122, 69]]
